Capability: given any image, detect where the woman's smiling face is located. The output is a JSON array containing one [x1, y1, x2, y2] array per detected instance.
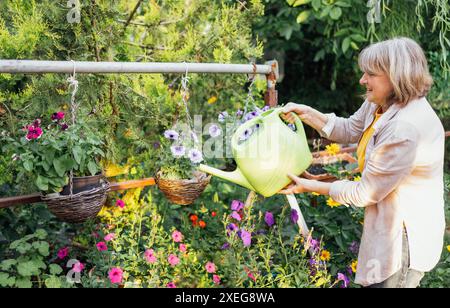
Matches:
[[359, 71, 394, 106]]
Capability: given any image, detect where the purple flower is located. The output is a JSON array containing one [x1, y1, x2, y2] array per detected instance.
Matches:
[[26, 126, 43, 141], [221, 242, 230, 250], [349, 241, 360, 255], [309, 238, 320, 252], [188, 149, 203, 163], [244, 112, 257, 122], [153, 142, 161, 149], [236, 109, 244, 117], [239, 128, 253, 141], [164, 130, 179, 140], [264, 211, 275, 227], [171, 145, 185, 158], [262, 106, 270, 112], [209, 124, 221, 138], [240, 229, 252, 247], [231, 211, 241, 221], [226, 223, 238, 237], [218, 111, 228, 122], [230, 200, 244, 211], [290, 209, 299, 224], [60, 123, 69, 131], [337, 273, 350, 288]]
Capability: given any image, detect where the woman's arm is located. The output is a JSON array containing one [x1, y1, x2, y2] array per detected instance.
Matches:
[[282, 101, 371, 144], [279, 174, 332, 195]]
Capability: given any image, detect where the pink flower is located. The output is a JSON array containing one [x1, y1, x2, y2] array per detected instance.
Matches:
[[72, 262, 85, 273], [167, 282, 177, 288], [168, 254, 180, 266], [108, 267, 123, 284], [205, 262, 216, 273], [96, 242, 108, 251], [231, 211, 241, 221], [144, 249, 157, 264], [213, 275, 221, 285], [51, 111, 65, 122], [179, 244, 187, 253], [25, 125, 43, 141], [57, 247, 69, 260], [115, 199, 125, 208], [104, 233, 115, 242], [172, 230, 184, 243]]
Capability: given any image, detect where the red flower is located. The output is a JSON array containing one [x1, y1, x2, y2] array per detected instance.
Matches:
[[51, 111, 65, 122], [211, 211, 217, 217], [189, 214, 198, 222], [199, 220, 206, 229], [25, 125, 43, 141], [96, 242, 108, 251]]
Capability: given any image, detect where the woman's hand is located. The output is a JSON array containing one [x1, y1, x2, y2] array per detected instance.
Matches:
[[279, 174, 332, 196], [281, 102, 328, 132]]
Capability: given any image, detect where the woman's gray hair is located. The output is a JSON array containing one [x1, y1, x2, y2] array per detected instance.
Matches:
[[358, 37, 433, 105]]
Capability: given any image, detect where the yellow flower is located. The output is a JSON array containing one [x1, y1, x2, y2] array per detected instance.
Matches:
[[351, 260, 358, 273], [447, 245, 450, 253], [207, 96, 218, 104], [311, 192, 320, 196], [325, 143, 340, 156], [320, 250, 331, 262], [326, 197, 341, 208], [353, 176, 361, 182]]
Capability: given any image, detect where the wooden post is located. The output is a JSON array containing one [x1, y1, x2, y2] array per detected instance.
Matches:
[[264, 60, 279, 107]]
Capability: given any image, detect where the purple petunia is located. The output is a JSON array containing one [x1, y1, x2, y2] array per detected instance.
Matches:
[[264, 211, 275, 227], [239, 128, 253, 141], [221, 242, 231, 250], [171, 145, 185, 158], [240, 229, 252, 247], [164, 130, 179, 140], [209, 124, 221, 138], [188, 149, 203, 164], [349, 241, 360, 255], [337, 273, 350, 288], [309, 238, 320, 252], [231, 211, 241, 221], [231, 200, 244, 211], [218, 111, 228, 123], [236, 109, 244, 117], [290, 209, 299, 224]]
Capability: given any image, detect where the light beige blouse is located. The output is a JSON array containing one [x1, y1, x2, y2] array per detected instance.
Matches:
[[321, 98, 445, 286]]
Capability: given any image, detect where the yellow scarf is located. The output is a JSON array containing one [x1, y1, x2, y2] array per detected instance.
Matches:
[[356, 106, 384, 171]]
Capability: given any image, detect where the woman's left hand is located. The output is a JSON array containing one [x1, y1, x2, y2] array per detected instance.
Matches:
[[279, 174, 309, 195]]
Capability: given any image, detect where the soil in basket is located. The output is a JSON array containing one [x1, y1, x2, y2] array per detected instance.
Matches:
[[306, 161, 350, 175]]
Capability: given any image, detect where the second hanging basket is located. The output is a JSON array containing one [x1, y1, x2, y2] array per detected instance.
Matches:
[[42, 178, 110, 223], [156, 171, 211, 205]]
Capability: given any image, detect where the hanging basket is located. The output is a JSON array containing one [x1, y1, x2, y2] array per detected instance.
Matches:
[[41, 177, 110, 223], [302, 152, 358, 182], [156, 171, 211, 205]]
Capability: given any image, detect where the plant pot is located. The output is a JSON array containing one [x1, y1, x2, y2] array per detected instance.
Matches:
[[301, 152, 358, 182], [156, 171, 211, 205], [61, 173, 104, 195], [42, 175, 110, 224]]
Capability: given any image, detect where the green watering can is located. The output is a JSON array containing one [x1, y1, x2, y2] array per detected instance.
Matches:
[[199, 108, 313, 197]]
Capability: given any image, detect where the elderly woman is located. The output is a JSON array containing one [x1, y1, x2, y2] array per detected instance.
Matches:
[[281, 37, 445, 288]]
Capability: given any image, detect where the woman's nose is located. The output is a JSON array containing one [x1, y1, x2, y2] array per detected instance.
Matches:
[[359, 74, 367, 85]]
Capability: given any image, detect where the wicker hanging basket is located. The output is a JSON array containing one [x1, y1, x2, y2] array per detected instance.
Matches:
[[156, 171, 211, 205], [42, 178, 110, 223]]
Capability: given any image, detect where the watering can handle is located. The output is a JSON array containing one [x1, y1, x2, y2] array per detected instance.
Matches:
[[231, 108, 308, 150]]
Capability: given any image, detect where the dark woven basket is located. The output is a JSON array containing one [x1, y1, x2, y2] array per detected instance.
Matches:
[[156, 171, 211, 205], [42, 179, 110, 223]]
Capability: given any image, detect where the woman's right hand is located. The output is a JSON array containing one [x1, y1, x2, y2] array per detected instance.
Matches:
[[281, 102, 328, 132]]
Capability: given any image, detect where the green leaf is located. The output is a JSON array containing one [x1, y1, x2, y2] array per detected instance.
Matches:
[[15, 277, 32, 288], [32, 241, 50, 257], [335, 1, 351, 7], [351, 34, 366, 43], [36, 175, 49, 191], [15, 242, 32, 254], [17, 261, 40, 277], [330, 7, 342, 20], [351, 41, 360, 50], [288, 0, 311, 7], [296, 10, 311, 24], [49, 264, 63, 275], [34, 229, 48, 240], [87, 161, 98, 176], [0, 272, 16, 287], [312, 0, 321, 10], [45, 276, 62, 288], [342, 37, 351, 54], [23, 160, 33, 172], [319, 5, 332, 18], [1, 259, 17, 271], [72, 146, 83, 164]]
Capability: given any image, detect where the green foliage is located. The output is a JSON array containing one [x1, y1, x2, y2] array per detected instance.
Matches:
[[0, 229, 69, 288]]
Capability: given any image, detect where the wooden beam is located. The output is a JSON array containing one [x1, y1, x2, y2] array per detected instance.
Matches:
[[0, 177, 156, 209]]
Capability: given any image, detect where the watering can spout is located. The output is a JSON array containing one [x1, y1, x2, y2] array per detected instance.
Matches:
[[199, 164, 256, 192]]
